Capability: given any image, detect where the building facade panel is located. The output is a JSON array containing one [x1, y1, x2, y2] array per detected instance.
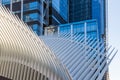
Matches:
[[69, 0, 107, 40], [69, 0, 92, 22], [49, 0, 68, 25], [59, 20, 99, 39], [1, 0, 49, 35]]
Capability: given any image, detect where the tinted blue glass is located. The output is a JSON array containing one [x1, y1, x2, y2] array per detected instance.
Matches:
[[87, 22, 97, 32], [87, 32, 97, 38], [60, 25, 71, 33], [69, 0, 92, 22], [23, 13, 39, 22], [100, 0, 105, 35], [59, 20, 98, 38], [32, 24, 39, 30], [23, 1, 40, 11], [32, 24, 43, 35], [73, 23, 84, 33], [92, 0, 106, 36], [92, 0, 101, 35], [2, 0, 10, 4], [1, 0, 43, 36], [69, 0, 106, 39], [52, 0, 68, 21]]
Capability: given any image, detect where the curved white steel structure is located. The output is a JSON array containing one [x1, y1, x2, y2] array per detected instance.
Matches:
[[0, 5, 71, 80], [41, 33, 117, 80], [0, 5, 117, 80]]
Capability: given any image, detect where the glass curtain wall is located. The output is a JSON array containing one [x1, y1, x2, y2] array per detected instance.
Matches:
[[50, 0, 68, 25], [1, 0, 45, 35], [69, 0, 106, 40], [69, 0, 92, 22], [59, 20, 98, 39]]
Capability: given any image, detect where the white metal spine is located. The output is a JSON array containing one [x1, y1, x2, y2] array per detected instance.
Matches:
[[0, 5, 72, 80], [41, 33, 117, 80]]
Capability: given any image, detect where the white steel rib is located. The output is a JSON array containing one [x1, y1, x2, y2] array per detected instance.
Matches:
[[0, 5, 71, 80], [41, 34, 117, 80], [0, 4, 117, 80]]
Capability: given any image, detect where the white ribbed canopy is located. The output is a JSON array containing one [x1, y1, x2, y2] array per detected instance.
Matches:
[[41, 33, 117, 80], [0, 5, 71, 80]]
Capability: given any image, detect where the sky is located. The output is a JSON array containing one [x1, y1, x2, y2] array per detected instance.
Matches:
[[108, 0, 120, 80]]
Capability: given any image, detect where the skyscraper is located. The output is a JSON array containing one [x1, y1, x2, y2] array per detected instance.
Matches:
[[69, 0, 107, 40], [0, 6, 117, 80], [68, 0, 108, 80], [49, 0, 68, 25], [1, 0, 49, 35], [0, 0, 70, 35], [0, 0, 116, 80]]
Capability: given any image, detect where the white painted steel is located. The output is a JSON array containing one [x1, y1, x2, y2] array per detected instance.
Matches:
[[41, 33, 117, 80], [0, 5, 71, 80], [0, 4, 117, 80]]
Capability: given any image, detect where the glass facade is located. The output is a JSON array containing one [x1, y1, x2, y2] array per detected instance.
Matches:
[[2, 0, 10, 5], [23, 1, 41, 11], [1, 0, 106, 37], [23, 13, 40, 22], [68, 1, 107, 79], [23, 1, 43, 35], [59, 20, 98, 39], [49, 0, 68, 25], [1, 0, 69, 35], [52, 0, 68, 21], [69, 0, 92, 22], [1, 0, 49, 35], [69, 0, 106, 40]]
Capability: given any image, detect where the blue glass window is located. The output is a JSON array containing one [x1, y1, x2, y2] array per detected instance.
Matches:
[[2, 0, 10, 4], [87, 22, 97, 32], [23, 13, 40, 22], [31, 24, 43, 35], [59, 20, 98, 38], [73, 23, 84, 33], [69, 0, 92, 22], [32, 24, 39, 31], [87, 32, 97, 38], [52, 0, 68, 21], [23, 1, 40, 11], [60, 25, 71, 34]]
